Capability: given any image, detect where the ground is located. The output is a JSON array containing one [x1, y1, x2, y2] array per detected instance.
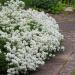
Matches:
[[27, 12, 75, 75]]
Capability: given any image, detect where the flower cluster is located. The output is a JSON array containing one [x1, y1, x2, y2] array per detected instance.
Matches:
[[0, 0, 64, 75]]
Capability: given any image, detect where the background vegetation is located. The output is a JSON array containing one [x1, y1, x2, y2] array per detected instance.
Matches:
[[0, 0, 75, 13]]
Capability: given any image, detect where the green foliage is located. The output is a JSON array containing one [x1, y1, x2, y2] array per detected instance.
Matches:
[[72, 0, 75, 4], [0, 0, 66, 14], [0, 0, 5, 4], [62, 0, 75, 5], [31, 0, 66, 14], [22, 0, 32, 8], [0, 38, 8, 74], [48, 1, 66, 14], [0, 1, 9, 74], [28, 21, 42, 31], [31, 0, 59, 10], [0, 52, 8, 74], [71, 0, 75, 11], [71, 69, 75, 75], [0, 0, 8, 4], [73, 6, 75, 11], [0, 38, 7, 52]]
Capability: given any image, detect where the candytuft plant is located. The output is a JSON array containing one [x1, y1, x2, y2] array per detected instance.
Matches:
[[0, 0, 64, 75]]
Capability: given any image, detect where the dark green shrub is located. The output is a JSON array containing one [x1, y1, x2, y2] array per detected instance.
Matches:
[[0, 0, 8, 4], [22, 0, 32, 8], [62, 0, 75, 5], [48, 1, 66, 14], [31, 0, 65, 14], [0, 0, 5, 4], [71, 0, 75, 7], [0, 52, 8, 74], [0, 0, 66, 14], [31, 0, 59, 10], [0, 38, 8, 74]]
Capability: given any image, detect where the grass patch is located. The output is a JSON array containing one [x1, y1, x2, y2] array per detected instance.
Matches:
[[71, 69, 75, 75]]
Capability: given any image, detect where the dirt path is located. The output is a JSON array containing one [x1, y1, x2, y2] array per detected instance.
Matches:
[[28, 13, 75, 75]]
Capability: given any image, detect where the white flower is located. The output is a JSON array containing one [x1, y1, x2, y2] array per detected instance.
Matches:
[[60, 46, 65, 51], [0, 0, 64, 75]]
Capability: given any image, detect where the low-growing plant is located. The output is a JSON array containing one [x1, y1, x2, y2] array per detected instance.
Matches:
[[0, 0, 64, 75]]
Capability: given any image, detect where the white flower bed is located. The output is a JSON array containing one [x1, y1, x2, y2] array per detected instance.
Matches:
[[0, 0, 64, 75]]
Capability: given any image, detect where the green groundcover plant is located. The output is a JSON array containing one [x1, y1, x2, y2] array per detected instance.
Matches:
[[0, 0, 64, 75]]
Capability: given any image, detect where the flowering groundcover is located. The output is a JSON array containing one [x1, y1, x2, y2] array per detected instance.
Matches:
[[0, 0, 64, 75]]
